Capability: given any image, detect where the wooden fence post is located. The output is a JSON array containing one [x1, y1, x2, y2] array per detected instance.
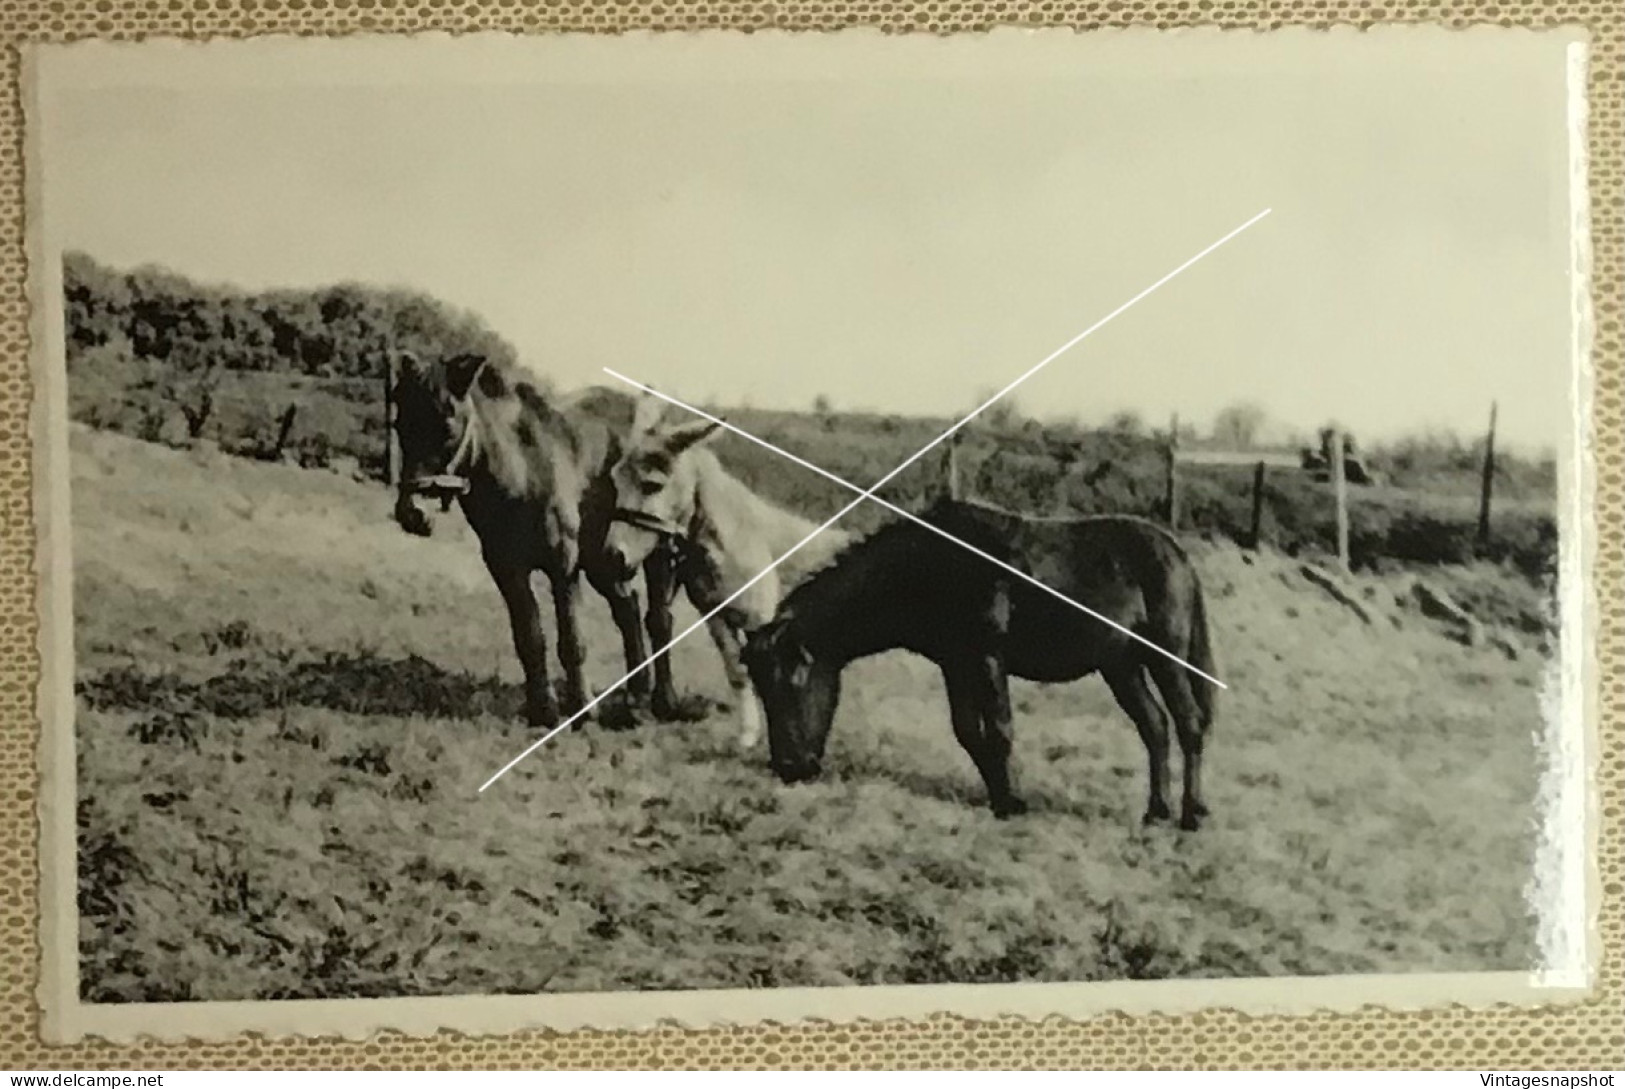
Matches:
[[941, 432, 962, 501], [1331, 429, 1350, 573], [1165, 412, 1181, 530], [385, 354, 400, 487], [1250, 460, 1267, 551], [1477, 400, 1497, 548], [272, 404, 298, 461]]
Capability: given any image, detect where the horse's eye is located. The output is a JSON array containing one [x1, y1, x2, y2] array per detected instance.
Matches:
[[639, 478, 665, 496]]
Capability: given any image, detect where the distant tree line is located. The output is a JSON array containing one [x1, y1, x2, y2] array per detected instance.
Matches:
[[62, 252, 535, 470], [64, 250, 525, 386]]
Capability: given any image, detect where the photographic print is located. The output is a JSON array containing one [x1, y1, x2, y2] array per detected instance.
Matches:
[[26, 27, 1597, 1042]]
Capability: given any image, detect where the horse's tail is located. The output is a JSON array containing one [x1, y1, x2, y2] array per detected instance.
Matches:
[[1186, 576, 1219, 733]]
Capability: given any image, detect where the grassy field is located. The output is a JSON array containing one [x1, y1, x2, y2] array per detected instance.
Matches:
[[72, 424, 1548, 1003]]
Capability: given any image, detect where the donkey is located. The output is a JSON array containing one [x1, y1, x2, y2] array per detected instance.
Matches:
[[742, 497, 1220, 829], [391, 351, 691, 732], [599, 397, 854, 752]]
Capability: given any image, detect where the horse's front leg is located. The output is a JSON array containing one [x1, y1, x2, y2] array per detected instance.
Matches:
[[974, 653, 1025, 818], [943, 656, 1025, 818], [641, 551, 694, 722], [584, 557, 652, 716], [489, 562, 560, 732], [704, 615, 761, 752]]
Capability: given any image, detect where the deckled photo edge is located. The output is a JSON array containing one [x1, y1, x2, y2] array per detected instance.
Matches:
[[22, 40, 88, 1048], [11, 21, 1599, 91], [1529, 33, 1604, 993], [18, 26, 1605, 1046]]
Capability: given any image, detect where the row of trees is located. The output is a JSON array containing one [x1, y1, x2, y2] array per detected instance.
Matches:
[[63, 253, 541, 472], [64, 251, 524, 391]]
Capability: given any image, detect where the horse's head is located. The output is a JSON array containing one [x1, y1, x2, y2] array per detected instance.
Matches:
[[743, 615, 841, 784], [392, 350, 486, 538], [603, 395, 721, 576]]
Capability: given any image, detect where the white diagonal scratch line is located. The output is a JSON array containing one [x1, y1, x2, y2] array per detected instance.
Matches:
[[603, 370, 1228, 689], [478, 207, 1269, 792]]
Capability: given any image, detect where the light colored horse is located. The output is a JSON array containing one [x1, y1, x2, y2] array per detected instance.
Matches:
[[601, 397, 854, 751]]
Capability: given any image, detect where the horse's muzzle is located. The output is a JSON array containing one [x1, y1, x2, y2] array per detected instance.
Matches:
[[394, 491, 437, 538], [604, 520, 664, 578], [395, 476, 468, 538]]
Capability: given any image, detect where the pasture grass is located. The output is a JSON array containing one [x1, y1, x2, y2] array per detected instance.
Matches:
[[71, 426, 1545, 1002]]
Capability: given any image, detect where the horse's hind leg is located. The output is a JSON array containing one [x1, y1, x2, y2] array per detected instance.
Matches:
[[1103, 665, 1173, 826], [1149, 661, 1209, 831]]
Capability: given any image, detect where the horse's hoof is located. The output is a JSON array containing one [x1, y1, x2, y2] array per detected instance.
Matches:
[[653, 692, 712, 724], [593, 690, 644, 732], [1142, 805, 1172, 827], [1178, 812, 1204, 832], [991, 797, 1029, 820], [553, 684, 589, 720], [526, 697, 563, 733]]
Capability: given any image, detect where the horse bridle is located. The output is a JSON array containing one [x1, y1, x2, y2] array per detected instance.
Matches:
[[401, 406, 692, 541], [399, 407, 480, 510], [611, 506, 683, 538]]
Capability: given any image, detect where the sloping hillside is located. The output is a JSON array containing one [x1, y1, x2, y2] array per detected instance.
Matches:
[[70, 427, 1546, 1002]]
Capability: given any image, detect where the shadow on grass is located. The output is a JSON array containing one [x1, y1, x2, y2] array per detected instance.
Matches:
[[828, 748, 1127, 826], [80, 642, 526, 725], [79, 620, 727, 736]]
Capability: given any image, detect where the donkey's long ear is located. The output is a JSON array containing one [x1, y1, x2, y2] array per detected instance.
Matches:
[[443, 353, 489, 400], [662, 418, 723, 455], [630, 393, 669, 439]]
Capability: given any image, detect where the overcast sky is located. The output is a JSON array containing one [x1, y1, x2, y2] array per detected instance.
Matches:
[[36, 29, 1581, 453]]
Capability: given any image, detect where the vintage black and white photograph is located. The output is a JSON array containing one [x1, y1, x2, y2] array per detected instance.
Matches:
[[27, 27, 1595, 1041]]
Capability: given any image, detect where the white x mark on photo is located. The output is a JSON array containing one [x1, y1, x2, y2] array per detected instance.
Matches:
[[480, 207, 1270, 792], [603, 368, 1230, 688]]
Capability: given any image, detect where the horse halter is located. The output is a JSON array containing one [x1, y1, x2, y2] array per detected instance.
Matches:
[[400, 405, 480, 510], [611, 505, 683, 538]]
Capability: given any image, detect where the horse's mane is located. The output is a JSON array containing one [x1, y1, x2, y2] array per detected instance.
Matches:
[[402, 349, 544, 409], [472, 356, 549, 410], [775, 494, 1119, 616], [773, 503, 937, 617]]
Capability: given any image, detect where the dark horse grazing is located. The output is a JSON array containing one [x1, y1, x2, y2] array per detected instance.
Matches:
[[742, 497, 1220, 829], [391, 350, 691, 731]]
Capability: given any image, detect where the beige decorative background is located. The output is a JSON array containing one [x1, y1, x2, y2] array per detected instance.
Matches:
[[3, 0, 1620, 1070]]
